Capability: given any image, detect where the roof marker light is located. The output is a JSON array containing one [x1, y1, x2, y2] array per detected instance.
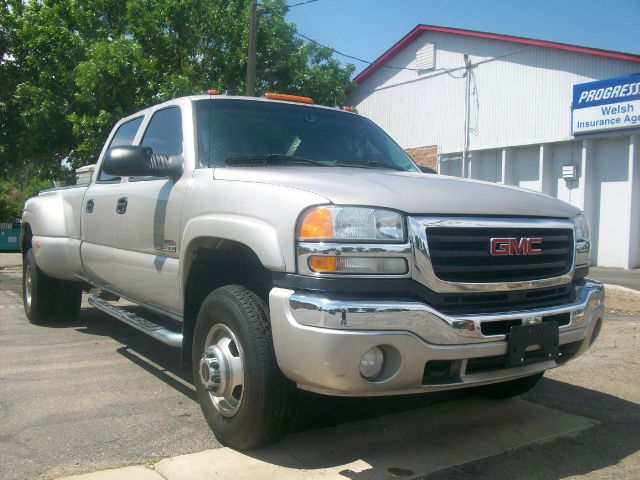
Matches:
[[206, 89, 219, 95], [263, 92, 314, 104]]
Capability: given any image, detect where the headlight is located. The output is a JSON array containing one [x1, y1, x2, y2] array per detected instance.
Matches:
[[572, 214, 590, 241], [298, 206, 405, 242], [572, 213, 591, 267]]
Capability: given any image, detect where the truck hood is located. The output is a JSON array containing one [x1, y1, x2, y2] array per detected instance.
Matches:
[[213, 167, 581, 218]]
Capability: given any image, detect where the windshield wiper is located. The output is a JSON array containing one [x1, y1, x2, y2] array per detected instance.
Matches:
[[224, 154, 328, 167], [334, 159, 406, 171]]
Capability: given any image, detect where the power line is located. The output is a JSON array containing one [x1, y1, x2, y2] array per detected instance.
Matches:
[[348, 45, 534, 97], [293, 30, 422, 72], [287, 0, 320, 7]]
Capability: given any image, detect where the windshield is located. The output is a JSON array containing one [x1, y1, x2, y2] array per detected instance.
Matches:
[[194, 98, 419, 172]]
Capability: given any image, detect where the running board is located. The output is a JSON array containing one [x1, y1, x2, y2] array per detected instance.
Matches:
[[88, 294, 183, 348]]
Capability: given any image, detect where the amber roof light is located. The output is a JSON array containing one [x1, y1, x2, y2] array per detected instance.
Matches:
[[263, 92, 314, 104]]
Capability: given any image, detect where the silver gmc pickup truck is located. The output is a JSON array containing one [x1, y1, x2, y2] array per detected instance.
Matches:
[[21, 93, 604, 449]]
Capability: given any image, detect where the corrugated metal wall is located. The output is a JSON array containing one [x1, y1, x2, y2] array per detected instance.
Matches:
[[348, 31, 640, 154], [347, 31, 640, 268]]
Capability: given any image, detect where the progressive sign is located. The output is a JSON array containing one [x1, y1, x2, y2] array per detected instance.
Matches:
[[572, 74, 640, 135]]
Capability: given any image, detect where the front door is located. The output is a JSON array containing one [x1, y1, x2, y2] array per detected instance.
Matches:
[[113, 105, 187, 316]]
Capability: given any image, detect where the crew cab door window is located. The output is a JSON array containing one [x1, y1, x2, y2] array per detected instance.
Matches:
[[141, 107, 183, 155], [98, 116, 143, 182]]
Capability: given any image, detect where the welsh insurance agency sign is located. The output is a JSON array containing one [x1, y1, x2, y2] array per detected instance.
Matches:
[[572, 74, 640, 135]]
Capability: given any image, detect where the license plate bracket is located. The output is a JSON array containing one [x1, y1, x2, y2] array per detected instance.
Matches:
[[507, 322, 559, 367]]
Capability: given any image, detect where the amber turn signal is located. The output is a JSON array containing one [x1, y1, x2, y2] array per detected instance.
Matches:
[[298, 207, 333, 240], [308, 256, 337, 272]]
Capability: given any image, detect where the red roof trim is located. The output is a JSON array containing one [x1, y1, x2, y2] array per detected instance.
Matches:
[[353, 24, 640, 84]]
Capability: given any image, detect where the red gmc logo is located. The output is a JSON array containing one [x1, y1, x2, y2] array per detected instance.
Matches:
[[490, 237, 542, 256]]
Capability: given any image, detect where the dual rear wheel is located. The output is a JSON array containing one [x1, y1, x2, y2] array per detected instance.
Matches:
[[22, 248, 82, 324]]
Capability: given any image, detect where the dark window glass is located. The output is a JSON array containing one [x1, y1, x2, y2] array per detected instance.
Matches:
[[141, 107, 183, 155], [98, 116, 144, 182], [194, 99, 417, 172]]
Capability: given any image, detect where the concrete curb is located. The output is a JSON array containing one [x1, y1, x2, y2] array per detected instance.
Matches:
[[55, 397, 596, 480]]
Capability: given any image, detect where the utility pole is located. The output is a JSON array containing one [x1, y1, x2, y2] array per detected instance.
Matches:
[[246, 1, 258, 96], [462, 54, 473, 178]]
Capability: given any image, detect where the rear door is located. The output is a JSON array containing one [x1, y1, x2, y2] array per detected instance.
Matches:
[[81, 116, 144, 289]]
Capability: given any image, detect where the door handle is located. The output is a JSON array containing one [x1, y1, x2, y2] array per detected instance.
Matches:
[[86, 199, 94, 213], [116, 197, 128, 214]]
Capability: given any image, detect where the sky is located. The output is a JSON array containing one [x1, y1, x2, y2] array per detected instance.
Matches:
[[286, 0, 640, 76]]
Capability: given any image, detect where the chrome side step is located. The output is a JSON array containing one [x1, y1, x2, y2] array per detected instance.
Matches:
[[88, 294, 183, 348]]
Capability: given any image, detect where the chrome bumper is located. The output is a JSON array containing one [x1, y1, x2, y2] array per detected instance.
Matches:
[[269, 281, 604, 396]]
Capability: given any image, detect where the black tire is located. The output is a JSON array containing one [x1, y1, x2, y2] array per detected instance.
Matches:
[[192, 285, 297, 449], [479, 372, 544, 399], [23, 248, 82, 324], [55, 280, 82, 321]]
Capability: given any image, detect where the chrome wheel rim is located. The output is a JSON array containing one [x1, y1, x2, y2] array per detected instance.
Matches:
[[24, 264, 33, 310], [199, 324, 245, 417]]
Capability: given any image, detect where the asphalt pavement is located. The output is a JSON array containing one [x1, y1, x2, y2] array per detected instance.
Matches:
[[590, 266, 640, 291]]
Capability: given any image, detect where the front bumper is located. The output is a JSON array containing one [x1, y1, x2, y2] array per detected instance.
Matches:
[[269, 281, 605, 396]]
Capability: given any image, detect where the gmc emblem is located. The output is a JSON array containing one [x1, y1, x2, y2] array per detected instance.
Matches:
[[490, 237, 542, 256]]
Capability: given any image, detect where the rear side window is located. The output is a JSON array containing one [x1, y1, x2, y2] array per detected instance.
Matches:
[[141, 107, 183, 155], [98, 116, 144, 182]]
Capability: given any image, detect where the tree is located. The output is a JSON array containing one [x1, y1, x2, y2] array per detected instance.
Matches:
[[0, 0, 354, 217], [71, 38, 158, 166]]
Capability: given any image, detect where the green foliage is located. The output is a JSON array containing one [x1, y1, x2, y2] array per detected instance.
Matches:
[[0, 175, 58, 221], [0, 0, 354, 218]]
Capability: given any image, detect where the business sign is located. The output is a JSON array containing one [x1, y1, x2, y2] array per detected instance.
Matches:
[[572, 74, 640, 135]]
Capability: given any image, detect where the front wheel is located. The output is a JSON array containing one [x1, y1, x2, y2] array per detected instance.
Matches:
[[479, 372, 544, 399], [192, 285, 297, 449]]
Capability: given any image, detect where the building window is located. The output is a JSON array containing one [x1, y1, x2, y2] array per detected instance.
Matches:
[[416, 43, 435, 71]]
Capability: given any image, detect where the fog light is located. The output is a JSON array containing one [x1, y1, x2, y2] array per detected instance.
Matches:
[[359, 346, 385, 380]]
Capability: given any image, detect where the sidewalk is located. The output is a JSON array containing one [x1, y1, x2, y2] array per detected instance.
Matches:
[[0, 252, 21, 268]]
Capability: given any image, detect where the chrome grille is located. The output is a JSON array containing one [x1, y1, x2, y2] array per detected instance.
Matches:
[[426, 226, 574, 283]]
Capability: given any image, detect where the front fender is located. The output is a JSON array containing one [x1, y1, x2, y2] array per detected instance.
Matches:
[[179, 214, 285, 292]]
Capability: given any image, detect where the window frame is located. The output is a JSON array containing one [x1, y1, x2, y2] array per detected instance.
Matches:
[[96, 115, 145, 184], [129, 105, 184, 183]]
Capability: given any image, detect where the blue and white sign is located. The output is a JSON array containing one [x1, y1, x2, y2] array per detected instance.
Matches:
[[572, 74, 640, 135]]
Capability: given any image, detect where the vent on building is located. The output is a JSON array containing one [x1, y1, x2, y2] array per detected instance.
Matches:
[[416, 43, 435, 71]]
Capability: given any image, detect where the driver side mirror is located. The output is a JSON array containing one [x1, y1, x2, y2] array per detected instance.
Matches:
[[102, 146, 183, 181]]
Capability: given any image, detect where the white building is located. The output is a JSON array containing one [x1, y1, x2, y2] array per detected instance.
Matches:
[[347, 25, 640, 269]]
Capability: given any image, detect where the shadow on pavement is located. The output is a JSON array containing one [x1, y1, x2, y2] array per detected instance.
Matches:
[[71, 306, 469, 432], [426, 377, 640, 480]]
